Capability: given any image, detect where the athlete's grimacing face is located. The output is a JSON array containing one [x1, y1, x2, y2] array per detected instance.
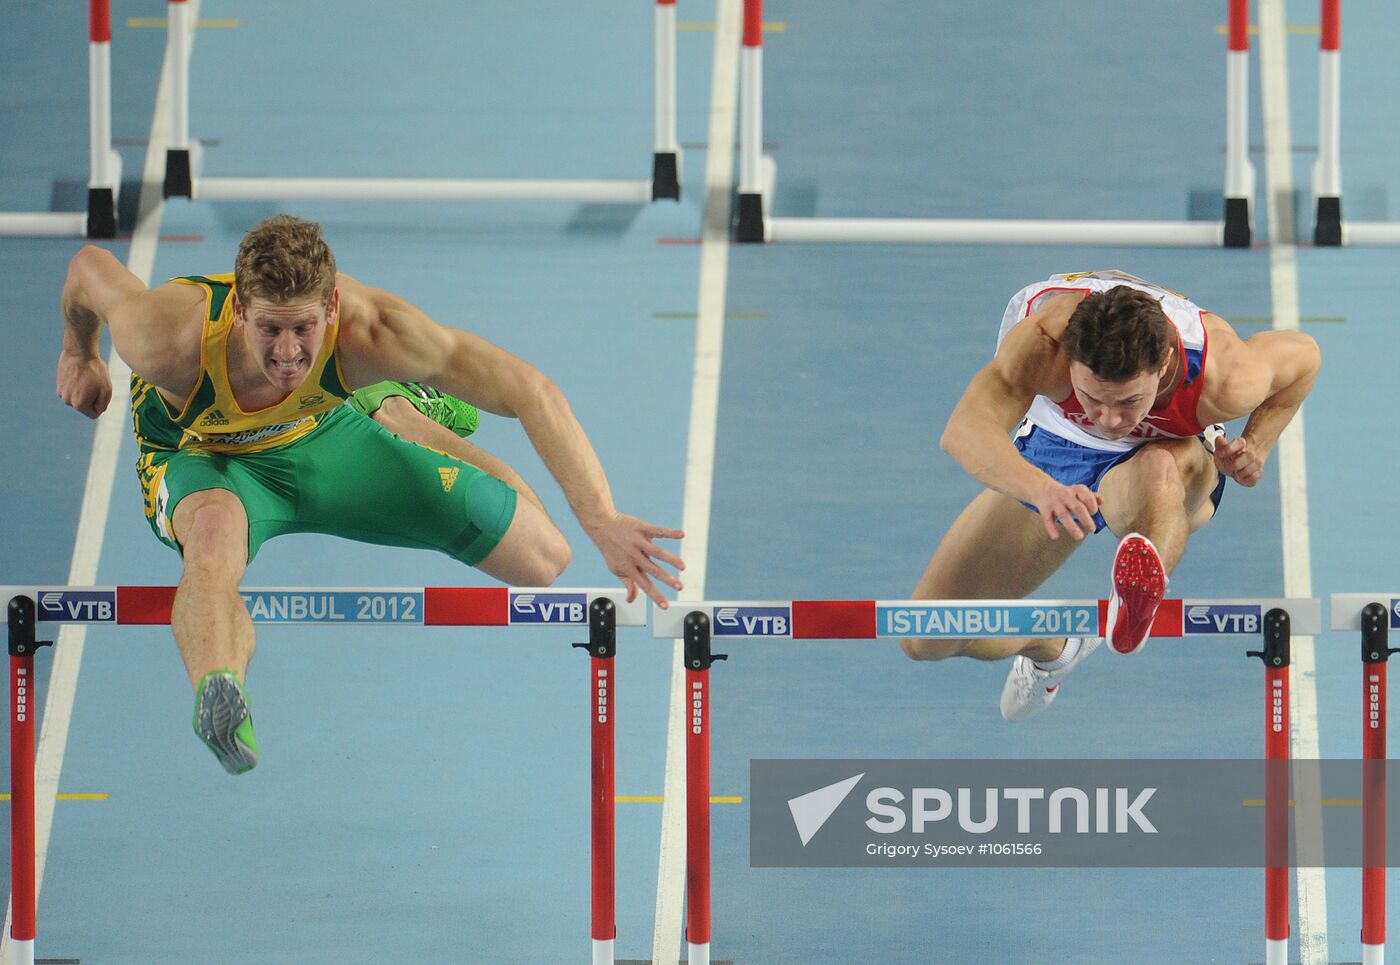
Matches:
[[234, 290, 337, 391], [1067, 356, 1170, 439]]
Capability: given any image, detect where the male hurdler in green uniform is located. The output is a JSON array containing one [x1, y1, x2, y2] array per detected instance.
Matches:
[[58, 215, 684, 774]]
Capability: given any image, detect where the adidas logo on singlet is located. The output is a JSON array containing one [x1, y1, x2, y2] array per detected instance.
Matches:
[[199, 408, 230, 427], [438, 467, 459, 493]]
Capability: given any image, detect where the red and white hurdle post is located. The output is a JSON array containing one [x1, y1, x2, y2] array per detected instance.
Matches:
[[1224, 0, 1255, 247], [653, 0, 681, 199], [85, 0, 120, 237], [575, 599, 619, 965], [162, 0, 197, 198], [7, 599, 51, 965], [1361, 602, 1391, 965], [1312, 0, 1343, 245], [682, 612, 726, 965], [735, 0, 767, 242], [1249, 609, 1292, 965]]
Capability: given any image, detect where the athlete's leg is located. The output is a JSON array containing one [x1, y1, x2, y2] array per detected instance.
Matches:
[[169, 489, 255, 688], [902, 489, 1083, 663], [373, 395, 549, 514], [474, 496, 572, 586], [1097, 437, 1219, 572], [370, 400, 570, 586], [302, 407, 572, 588]]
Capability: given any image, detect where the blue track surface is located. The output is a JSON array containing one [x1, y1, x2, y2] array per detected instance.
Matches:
[[2, 0, 1398, 962]]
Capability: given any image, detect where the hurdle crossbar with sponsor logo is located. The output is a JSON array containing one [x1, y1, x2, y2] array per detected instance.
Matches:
[[159, 0, 681, 205], [655, 597, 1319, 965], [1332, 595, 1400, 965], [3, 586, 643, 965]]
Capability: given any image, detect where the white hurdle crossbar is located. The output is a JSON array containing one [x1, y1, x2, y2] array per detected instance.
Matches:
[[734, 0, 1254, 247], [3, 586, 642, 965], [161, 0, 682, 206], [0, 0, 120, 239], [656, 596, 1319, 965]]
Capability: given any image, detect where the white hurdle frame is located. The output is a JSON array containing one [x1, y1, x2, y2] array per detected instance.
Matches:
[[0, 0, 120, 239], [734, 0, 1255, 247], [3, 585, 644, 965], [656, 596, 1321, 965], [161, 0, 682, 205]]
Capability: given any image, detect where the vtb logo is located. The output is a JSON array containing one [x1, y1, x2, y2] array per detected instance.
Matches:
[[511, 592, 587, 624], [1185, 604, 1260, 635], [714, 606, 790, 636]]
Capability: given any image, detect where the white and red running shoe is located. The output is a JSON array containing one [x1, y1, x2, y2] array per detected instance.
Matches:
[[1106, 533, 1167, 654]]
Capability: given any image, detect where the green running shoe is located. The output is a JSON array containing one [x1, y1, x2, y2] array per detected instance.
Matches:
[[405, 382, 480, 437], [193, 671, 259, 775]]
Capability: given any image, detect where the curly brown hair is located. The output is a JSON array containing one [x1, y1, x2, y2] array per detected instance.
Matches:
[[1061, 286, 1172, 381], [234, 215, 337, 307]]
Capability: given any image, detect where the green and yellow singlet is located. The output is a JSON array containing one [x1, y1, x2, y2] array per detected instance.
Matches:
[[130, 273, 352, 457]]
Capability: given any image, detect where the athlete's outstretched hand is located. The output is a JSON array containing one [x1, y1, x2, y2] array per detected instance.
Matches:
[[1212, 433, 1266, 487], [1034, 480, 1103, 541], [57, 349, 113, 419], [583, 512, 685, 608]]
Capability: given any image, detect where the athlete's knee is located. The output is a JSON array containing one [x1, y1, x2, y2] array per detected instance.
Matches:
[[174, 492, 249, 570], [900, 637, 967, 661], [1135, 444, 1188, 498], [508, 513, 572, 586], [530, 528, 572, 586]]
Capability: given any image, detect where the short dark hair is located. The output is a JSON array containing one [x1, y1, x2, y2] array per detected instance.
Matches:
[[1061, 286, 1172, 381], [234, 215, 337, 307]]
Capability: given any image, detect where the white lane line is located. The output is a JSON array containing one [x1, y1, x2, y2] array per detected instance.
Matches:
[[1257, 1, 1328, 963], [652, 0, 741, 961], [0, 2, 192, 959]]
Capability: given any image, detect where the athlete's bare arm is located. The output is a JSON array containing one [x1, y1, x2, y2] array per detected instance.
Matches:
[[941, 294, 1101, 540], [1196, 313, 1321, 487], [332, 275, 685, 606], [58, 245, 204, 416]]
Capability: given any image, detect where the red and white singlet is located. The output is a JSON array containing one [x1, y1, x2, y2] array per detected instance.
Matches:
[[995, 270, 1211, 453]]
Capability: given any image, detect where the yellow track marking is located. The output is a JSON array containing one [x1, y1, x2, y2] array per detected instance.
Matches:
[[0, 793, 107, 802], [1214, 24, 1319, 35], [617, 795, 744, 804], [1242, 798, 1361, 807], [127, 17, 241, 29], [679, 21, 785, 33]]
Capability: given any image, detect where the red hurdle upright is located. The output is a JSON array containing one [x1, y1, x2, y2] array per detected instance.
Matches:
[[575, 599, 619, 965], [1249, 610, 1292, 965], [7, 598, 50, 965], [682, 612, 726, 965], [1361, 602, 1390, 965]]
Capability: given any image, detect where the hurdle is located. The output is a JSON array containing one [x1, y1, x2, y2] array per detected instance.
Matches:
[[734, 0, 1254, 246], [160, 0, 682, 205], [0, 0, 120, 239], [655, 597, 1321, 965], [1332, 595, 1400, 965], [3, 586, 644, 965]]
